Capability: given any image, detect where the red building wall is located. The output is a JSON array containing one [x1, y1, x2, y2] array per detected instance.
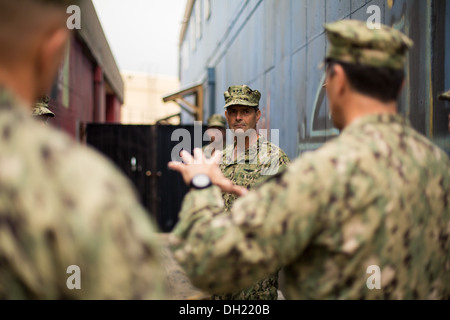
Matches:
[[49, 33, 95, 139], [106, 94, 122, 123], [48, 33, 121, 141]]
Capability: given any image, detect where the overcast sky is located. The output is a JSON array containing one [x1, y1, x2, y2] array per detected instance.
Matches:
[[92, 0, 187, 77]]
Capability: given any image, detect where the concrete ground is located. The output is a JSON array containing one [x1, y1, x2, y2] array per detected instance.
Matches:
[[159, 233, 286, 300], [159, 233, 210, 300]]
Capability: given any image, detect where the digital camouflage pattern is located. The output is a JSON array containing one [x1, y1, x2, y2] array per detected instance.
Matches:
[[220, 135, 290, 212], [211, 135, 290, 300], [325, 20, 413, 70], [0, 87, 168, 299], [170, 113, 450, 299], [224, 85, 261, 109], [32, 95, 55, 118]]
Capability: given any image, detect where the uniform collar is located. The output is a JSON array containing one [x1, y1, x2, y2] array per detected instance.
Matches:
[[223, 135, 267, 165], [342, 113, 411, 133]]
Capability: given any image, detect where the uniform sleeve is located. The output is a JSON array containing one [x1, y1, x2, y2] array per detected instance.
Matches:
[[278, 150, 291, 170], [51, 145, 169, 300], [170, 154, 326, 294], [255, 147, 291, 186], [0, 125, 169, 300]]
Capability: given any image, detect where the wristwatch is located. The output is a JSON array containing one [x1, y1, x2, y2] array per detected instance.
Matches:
[[190, 174, 212, 190]]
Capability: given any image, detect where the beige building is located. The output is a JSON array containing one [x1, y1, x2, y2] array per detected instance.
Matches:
[[121, 71, 180, 125]]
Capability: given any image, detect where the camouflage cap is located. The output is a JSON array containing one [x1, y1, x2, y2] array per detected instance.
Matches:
[[224, 85, 261, 109], [438, 90, 450, 101], [207, 114, 227, 128], [324, 19, 413, 70], [32, 95, 55, 117]]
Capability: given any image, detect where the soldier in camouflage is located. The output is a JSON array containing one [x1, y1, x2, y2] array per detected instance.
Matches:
[[210, 85, 290, 300], [0, 0, 167, 299], [203, 114, 227, 159], [32, 95, 55, 125], [220, 85, 290, 212], [168, 19, 450, 300]]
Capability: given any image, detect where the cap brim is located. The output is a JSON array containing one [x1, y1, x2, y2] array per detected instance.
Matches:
[[438, 91, 450, 101], [40, 107, 55, 117], [208, 122, 226, 128], [224, 99, 259, 109]]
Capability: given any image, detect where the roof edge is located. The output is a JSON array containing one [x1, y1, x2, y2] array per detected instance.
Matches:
[[179, 0, 195, 47]]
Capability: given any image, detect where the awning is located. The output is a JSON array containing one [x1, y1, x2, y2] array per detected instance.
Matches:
[[162, 84, 204, 122], [156, 112, 181, 125]]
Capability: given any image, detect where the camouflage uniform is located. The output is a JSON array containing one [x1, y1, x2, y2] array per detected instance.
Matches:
[[0, 88, 168, 299], [209, 86, 290, 300], [211, 135, 290, 300], [203, 114, 227, 158], [207, 114, 227, 129], [170, 20, 450, 299], [220, 135, 290, 212], [32, 95, 55, 118], [32, 95, 55, 126]]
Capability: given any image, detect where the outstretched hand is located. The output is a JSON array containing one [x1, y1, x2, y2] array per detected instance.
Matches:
[[168, 148, 248, 197]]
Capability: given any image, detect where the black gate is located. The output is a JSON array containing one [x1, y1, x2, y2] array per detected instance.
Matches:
[[85, 124, 205, 232]]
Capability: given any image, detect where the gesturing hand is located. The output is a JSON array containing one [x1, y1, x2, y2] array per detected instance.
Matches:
[[168, 148, 248, 197]]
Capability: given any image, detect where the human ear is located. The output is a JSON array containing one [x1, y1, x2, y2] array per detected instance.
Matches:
[[256, 109, 261, 122], [331, 63, 348, 98], [35, 27, 70, 95]]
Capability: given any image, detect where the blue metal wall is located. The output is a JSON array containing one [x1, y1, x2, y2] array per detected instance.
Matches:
[[179, 0, 450, 159]]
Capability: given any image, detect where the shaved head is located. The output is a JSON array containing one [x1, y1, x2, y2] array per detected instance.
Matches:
[[0, 0, 71, 64], [0, 0, 82, 105]]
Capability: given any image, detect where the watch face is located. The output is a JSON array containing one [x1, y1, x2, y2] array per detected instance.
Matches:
[[192, 174, 211, 188]]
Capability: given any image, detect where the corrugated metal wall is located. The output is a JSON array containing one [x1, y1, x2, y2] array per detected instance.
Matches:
[[180, 0, 450, 158]]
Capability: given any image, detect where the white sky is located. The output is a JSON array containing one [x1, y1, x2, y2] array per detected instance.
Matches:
[[92, 0, 187, 77]]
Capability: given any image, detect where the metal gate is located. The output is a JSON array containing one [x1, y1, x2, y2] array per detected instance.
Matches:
[[85, 124, 205, 232]]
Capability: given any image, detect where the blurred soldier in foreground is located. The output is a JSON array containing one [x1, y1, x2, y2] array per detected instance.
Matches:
[[203, 114, 227, 158], [168, 20, 450, 299], [32, 95, 55, 125], [0, 0, 167, 299]]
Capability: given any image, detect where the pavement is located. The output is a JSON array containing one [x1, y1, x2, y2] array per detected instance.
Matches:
[[159, 233, 210, 300]]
